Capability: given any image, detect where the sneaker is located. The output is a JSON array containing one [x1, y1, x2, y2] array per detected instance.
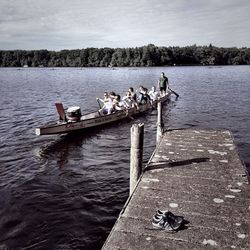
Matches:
[[157, 210, 183, 221], [152, 214, 163, 223], [157, 209, 181, 218], [152, 216, 175, 231], [152, 210, 184, 231], [156, 209, 168, 217], [167, 213, 183, 231]]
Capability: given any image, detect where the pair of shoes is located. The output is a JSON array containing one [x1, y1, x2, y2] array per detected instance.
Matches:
[[152, 209, 183, 231]]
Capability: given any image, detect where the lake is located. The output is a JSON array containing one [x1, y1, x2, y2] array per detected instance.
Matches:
[[0, 66, 249, 249]]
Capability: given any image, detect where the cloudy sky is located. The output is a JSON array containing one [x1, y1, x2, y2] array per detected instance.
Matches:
[[1, 0, 250, 50]]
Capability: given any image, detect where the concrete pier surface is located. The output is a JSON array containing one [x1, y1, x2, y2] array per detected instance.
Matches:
[[102, 128, 250, 250]]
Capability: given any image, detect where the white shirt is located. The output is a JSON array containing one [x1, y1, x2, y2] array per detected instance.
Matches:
[[149, 90, 160, 101]]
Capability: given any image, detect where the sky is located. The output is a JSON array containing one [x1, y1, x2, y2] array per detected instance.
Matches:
[[0, 0, 250, 50]]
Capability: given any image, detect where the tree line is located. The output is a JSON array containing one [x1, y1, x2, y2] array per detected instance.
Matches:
[[0, 44, 250, 67]]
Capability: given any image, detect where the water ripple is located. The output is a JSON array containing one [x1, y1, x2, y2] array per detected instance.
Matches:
[[0, 66, 249, 249]]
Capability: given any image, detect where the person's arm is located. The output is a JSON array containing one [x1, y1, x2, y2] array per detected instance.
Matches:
[[132, 99, 139, 109], [97, 98, 105, 105], [123, 98, 130, 108], [148, 91, 153, 100]]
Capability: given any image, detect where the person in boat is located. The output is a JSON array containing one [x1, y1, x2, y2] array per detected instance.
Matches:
[[137, 85, 151, 104], [97, 92, 110, 105], [122, 91, 138, 109], [158, 72, 169, 96], [109, 91, 117, 101], [149, 86, 160, 101], [98, 92, 114, 115], [128, 87, 137, 102], [113, 94, 125, 111]]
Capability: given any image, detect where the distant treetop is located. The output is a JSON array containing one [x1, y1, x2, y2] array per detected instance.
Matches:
[[0, 44, 249, 67]]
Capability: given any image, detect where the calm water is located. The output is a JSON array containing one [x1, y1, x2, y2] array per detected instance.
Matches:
[[0, 66, 249, 249]]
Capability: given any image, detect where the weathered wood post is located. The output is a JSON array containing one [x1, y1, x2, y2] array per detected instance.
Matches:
[[156, 99, 163, 143], [130, 123, 144, 195]]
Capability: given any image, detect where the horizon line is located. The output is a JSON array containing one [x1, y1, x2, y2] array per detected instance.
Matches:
[[1, 44, 250, 52]]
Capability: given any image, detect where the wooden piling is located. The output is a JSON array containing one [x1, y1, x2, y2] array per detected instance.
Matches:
[[156, 99, 163, 143], [130, 123, 144, 195]]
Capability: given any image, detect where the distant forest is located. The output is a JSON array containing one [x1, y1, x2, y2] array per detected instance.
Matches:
[[1, 44, 250, 67]]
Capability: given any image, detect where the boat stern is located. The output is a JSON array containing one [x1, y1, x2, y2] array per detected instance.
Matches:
[[35, 128, 41, 136]]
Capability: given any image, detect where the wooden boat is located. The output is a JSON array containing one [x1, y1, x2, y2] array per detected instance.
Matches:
[[35, 92, 171, 136]]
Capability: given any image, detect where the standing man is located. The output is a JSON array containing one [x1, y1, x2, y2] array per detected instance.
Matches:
[[158, 72, 169, 96]]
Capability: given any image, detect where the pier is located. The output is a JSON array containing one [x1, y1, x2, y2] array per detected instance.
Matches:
[[102, 128, 250, 249]]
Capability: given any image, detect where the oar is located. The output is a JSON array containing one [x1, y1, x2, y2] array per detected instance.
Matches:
[[123, 108, 134, 120], [168, 87, 179, 98], [96, 98, 102, 109]]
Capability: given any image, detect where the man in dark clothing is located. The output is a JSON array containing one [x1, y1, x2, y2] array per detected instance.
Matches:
[[158, 72, 169, 96]]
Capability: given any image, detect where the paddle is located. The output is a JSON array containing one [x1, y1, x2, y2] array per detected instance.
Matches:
[[122, 108, 134, 120], [168, 87, 179, 98], [96, 98, 102, 109]]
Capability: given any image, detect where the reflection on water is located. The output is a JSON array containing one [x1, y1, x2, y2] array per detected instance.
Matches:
[[0, 66, 250, 249]]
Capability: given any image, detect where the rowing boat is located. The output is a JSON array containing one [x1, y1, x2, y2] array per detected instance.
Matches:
[[35, 92, 171, 136]]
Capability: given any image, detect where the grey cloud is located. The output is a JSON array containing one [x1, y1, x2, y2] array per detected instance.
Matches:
[[0, 0, 250, 50]]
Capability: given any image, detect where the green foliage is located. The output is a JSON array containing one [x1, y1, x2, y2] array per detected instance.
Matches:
[[0, 45, 250, 67]]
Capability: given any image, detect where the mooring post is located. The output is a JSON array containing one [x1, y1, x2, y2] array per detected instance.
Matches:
[[156, 99, 163, 143], [130, 123, 144, 196]]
